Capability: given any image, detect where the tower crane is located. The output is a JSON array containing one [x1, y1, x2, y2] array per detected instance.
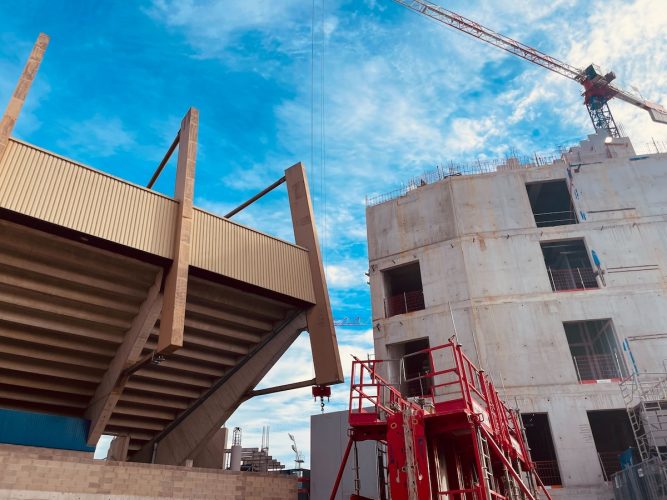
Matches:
[[392, 0, 667, 138]]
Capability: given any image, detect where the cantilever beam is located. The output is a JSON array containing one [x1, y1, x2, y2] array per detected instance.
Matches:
[[158, 107, 199, 354], [85, 270, 164, 444], [285, 162, 344, 385], [0, 33, 49, 162]]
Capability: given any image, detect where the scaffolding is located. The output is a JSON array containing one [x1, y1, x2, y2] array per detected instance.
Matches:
[[612, 372, 667, 499], [620, 373, 667, 463], [330, 340, 551, 500]]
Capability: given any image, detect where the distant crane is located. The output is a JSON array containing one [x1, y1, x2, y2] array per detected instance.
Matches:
[[391, 0, 667, 138]]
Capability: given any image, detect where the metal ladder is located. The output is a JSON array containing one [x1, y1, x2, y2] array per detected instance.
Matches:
[[621, 375, 667, 462], [376, 441, 390, 500], [402, 406, 420, 500], [478, 430, 495, 495], [502, 461, 524, 500]]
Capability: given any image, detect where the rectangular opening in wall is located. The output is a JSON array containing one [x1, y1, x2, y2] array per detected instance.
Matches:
[[564, 320, 628, 382], [587, 409, 635, 481], [541, 239, 598, 291], [382, 261, 425, 317], [387, 338, 432, 398], [526, 180, 577, 227], [521, 413, 562, 486]]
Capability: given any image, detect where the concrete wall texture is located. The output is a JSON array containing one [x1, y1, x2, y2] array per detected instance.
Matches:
[[0, 444, 296, 499], [365, 133, 667, 499], [310, 411, 378, 500]]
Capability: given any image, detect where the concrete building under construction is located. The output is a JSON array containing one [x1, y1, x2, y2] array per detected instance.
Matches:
[[311, 133, 667, 500], [357, 133, 667, 499]]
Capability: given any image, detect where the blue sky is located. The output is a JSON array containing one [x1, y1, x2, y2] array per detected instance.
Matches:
[[1, 0, 666, 467]]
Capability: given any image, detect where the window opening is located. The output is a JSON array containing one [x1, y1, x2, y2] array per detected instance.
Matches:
[[521, 413, 562, 486], [387, 338, 432, 398], [526, 180, 577, 227], [587, 410, 635, 480], [382, 261, 425, 317], [541, 239, 598, 291], [564, 320, 627, 382]]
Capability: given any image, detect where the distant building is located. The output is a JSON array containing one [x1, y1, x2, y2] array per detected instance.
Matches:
[[361, 133, 667, 499]]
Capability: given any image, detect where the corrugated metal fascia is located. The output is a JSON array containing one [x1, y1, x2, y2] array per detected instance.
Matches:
[[0, 139, 177, 258], [192, 208, 316, 303]]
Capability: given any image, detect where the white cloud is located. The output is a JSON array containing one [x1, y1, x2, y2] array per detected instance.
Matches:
[[146, 0, 667, 470], [57, 114, 135, 158], [325, 258, 368, 289]]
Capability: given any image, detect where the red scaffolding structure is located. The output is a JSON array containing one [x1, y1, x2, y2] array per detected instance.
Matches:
[[330, 341, 552, 500]]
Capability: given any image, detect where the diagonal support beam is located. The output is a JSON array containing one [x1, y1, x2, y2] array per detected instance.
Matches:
[[158, 107, 198, 354], [285, 162, 343, 384], [0, 33, 49, 162], [85, 269, 164, 445], [131, 312, 307, 465]]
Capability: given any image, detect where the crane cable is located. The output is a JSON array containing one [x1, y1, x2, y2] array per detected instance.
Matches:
[[311, 0, 328, 266]]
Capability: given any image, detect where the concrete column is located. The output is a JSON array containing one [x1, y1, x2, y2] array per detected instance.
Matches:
[[106, 435, 130, 462], [193, 427, 229, 469], [285, 162, 343, 385], [158, 108, 198, 354], [0, 33, 49, 161], [132, 313, 307, 465]]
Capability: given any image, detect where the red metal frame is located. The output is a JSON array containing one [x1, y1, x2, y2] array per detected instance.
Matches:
[[334, 341, 553, 500]]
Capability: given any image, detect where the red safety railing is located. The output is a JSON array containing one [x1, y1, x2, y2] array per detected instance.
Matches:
[[533, 460, 562, 486], [349, 342, 529, 462], [349, 359, 422, 425], [384, 290, 425, 317]]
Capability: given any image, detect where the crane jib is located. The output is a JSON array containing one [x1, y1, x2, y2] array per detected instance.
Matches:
[[391, 0, 667, 133]]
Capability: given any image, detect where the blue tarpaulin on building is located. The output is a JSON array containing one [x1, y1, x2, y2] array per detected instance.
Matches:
[[0, 408, 95, 452]]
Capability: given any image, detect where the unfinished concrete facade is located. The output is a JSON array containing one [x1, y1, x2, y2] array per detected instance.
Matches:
[[366, 133, 667, 499]]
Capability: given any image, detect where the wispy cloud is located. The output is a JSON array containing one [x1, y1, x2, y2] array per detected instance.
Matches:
[[57, 114, 135, 158]]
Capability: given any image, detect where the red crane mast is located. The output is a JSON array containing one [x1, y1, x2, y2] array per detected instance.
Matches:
[[392, 0, 667, 138]]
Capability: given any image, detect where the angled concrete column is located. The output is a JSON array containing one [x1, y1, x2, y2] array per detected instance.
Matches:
[[132, 312, 307, 465], [106, 435, 131, 462], [85, 269, 164, 444], [0, 33, 49, 161], [285, 162, 343, 385], [158, 108, 198, 354]]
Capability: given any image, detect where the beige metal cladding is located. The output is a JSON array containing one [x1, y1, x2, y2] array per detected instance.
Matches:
[[192, 208, 316, 303], [0, 139, 177, 257], [0, 138, 316, 302]]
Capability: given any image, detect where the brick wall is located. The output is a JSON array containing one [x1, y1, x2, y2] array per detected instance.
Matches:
[[0, 444, 296, 499]]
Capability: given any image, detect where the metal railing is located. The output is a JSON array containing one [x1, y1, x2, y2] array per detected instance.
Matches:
[[384, 290, 425, 317], [611, 457, 667, 499], [547, 267, 598, 291], [533, 460, 562, 486], [573, 353, 625, 381], [533, 210, 577, 227], [598, 451, 623, 481], [366, 153, 566, 207]]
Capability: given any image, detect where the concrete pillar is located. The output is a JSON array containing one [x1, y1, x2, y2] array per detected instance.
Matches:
[[131, 312, 307, 465], [193, 427, 228, 469], [158, 108, 198, 354], [0, 33, 49, 161], [285, 162, 343, 385], [106, 435, 130, 461]]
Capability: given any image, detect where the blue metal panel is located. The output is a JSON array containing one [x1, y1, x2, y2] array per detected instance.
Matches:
[[0, 408, 95, 452]]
